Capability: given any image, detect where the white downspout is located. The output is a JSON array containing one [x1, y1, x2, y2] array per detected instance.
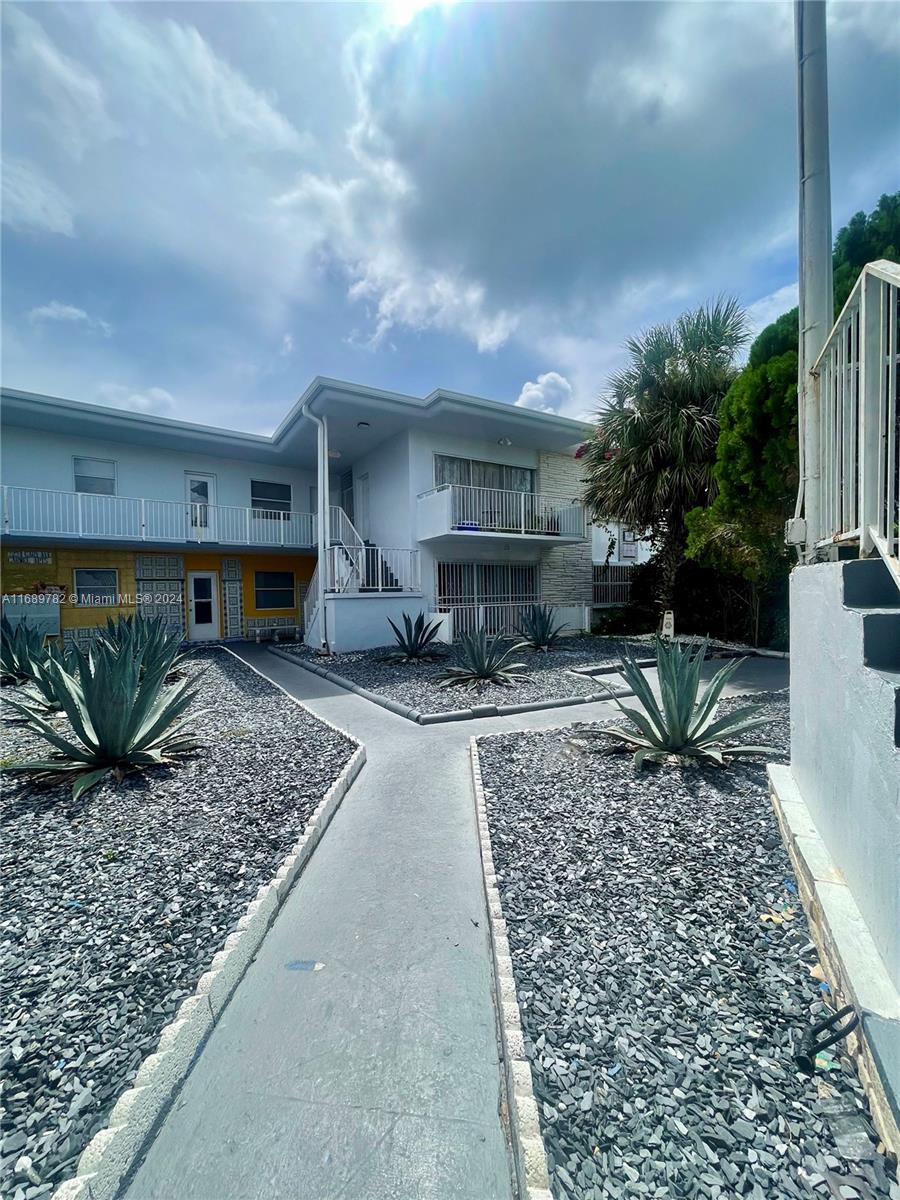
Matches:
[[795, 0, 833, 558], [299, 398, 331, 653]]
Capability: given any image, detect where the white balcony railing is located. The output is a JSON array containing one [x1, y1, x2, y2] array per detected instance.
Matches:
[[2, 485, 317, 549], [809, 259, 900, 584], [418, 484, 587, 539]]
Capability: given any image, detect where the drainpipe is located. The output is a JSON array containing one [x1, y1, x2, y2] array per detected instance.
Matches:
[[299, 397, 331, 653], [795, 0, 833, 558]]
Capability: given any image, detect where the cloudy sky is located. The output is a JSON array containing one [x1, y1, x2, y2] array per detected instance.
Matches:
[[2, 1, 897, 431]]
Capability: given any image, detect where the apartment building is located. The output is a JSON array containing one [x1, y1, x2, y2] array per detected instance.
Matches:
[[0, 380, 594, 652]]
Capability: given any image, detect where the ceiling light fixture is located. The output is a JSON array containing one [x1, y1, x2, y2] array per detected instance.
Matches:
[[357, 421, 370, 429], [328, 449, 341, 459], [497, 437, 512, 447]]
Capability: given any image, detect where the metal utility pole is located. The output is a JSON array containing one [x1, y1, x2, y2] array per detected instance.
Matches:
[[794, 0, 833, 556]]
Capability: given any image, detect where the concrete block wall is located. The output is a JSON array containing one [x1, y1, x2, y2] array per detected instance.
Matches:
[[537, 451, 592, 607], [790, 561, 900, 989]]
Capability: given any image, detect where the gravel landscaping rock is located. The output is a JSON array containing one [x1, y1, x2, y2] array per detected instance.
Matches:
[[280, 635, 648, 714], [0, 649, 353, 1198], [476, 693, 898, 1200]]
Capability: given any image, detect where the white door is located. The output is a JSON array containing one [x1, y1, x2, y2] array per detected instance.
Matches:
[[185, 473, 217, 540], [355, 473, 370, 542], [187, 572, 220, 641]]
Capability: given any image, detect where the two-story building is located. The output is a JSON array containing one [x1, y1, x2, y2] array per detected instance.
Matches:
[[0, 380, 594, 653]]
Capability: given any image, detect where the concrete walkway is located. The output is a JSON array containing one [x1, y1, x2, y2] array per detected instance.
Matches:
[[123, 648, 787, 1200]]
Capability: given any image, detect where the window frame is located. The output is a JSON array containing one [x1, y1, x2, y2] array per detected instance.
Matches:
[[73, 456, 117, 496], [73, 567, 119, 607], [253, 569, 296, 611], [250, 479, 292, 520]]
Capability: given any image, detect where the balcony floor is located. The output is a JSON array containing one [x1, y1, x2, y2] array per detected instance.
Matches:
[[417, 528, 585, 545], [2, 532, 316, 555]]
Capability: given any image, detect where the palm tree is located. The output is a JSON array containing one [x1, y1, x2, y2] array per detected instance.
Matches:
[[580, 298, 749, 614]]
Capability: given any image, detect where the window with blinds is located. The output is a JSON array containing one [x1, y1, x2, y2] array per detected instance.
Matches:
[[73, 457, 117, 496], [433, 454, 535, 493]]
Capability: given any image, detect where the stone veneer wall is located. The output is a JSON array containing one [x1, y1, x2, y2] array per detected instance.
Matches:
[[537, 451, 592, 606]]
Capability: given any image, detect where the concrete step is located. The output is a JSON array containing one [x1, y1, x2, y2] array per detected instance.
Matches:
[[863, 611, 900, 671], [844, 557, 900, 609], [870, 667, 900, 748]]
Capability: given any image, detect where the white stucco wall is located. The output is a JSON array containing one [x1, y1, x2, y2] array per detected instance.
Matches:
[[346, 432, 412, 547], [2, 427, 315, 512], [790, 561, 900, 988], [591, 522, 653, 565]]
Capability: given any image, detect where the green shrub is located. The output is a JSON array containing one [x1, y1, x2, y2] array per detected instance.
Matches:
[[382, 612, 445, 662], [4, 638, 204, 799], [439, 629, 528, 691], [578, 636, 775, 767], [516, 604, 568, 652]]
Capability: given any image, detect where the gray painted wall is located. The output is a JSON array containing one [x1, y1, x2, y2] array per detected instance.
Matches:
[[790, 562, 900, 987]]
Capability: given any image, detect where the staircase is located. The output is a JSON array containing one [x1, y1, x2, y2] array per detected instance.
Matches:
[[846, 558, 900, 747]]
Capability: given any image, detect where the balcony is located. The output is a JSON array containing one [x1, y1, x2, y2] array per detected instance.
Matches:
[[2, 485, 317, 550], [417, 484, 587, 543]]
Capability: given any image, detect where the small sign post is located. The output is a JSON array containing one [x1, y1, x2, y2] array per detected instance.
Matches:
[[661, 610, 675, 641]]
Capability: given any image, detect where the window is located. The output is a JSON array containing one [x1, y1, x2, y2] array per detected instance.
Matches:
[[74, 457, 116, 496], [74, 568, 118, 606], [254, 570, 295, 610], [621, 529, 638, 560], [251, 480, 292, 518], [434, 454, 534, 493]]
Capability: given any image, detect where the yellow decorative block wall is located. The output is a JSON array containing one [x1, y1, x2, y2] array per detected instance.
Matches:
[[2, 546, 137, 634]]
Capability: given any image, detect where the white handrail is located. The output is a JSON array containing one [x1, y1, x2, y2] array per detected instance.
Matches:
[[808, 259, 900, 585], [1, 485, 317, 548], [329, 504, 364, 550], [324, 546, 420, 594]]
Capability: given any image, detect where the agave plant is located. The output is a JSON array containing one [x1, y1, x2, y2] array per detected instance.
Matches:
[[439, 629, 529, 691], [382, 612, 445, 663], [516, 603, 568, 652], [586, 637, 775, 767], [17, 640, 78, 713], [99, 612, 189, 678], [3, 638, 205, 799], [0, 616, 45, 684]]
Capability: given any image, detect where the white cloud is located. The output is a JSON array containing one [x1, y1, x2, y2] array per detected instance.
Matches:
[[4, 5, 118, 159], [516, 371, 574, 414], [2, 158, 75, 236], [746, 281, 798, 342], [280, 333, 294, 356], [96, 384, 176, 415], [28, 300, 112, 337]]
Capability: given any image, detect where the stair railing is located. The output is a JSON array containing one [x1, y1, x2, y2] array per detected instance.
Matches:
[[808, 259, 900, 590]]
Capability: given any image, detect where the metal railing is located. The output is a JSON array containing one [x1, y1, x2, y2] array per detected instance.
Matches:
[[303, 563, 320, 635], [437, 600, 537, 638], [810, 259, 900, 585], [325, 546, 420, 594], [1, 485, 317, 549], [420, 484, 587, 538], [329, 505, 364, 551], [592, 563, 634, 606]]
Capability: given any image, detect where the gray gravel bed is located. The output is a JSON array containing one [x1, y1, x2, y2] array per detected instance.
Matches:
[[477, 694, 897, 1200], [280, 636, 646, 714], [0, 649, 353, 1199]]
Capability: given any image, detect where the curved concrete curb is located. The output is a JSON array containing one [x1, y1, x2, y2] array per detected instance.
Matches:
[[470, 737, 553, 1200], [268, 645, 633, 725], [52, 648, 366, 1200]]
